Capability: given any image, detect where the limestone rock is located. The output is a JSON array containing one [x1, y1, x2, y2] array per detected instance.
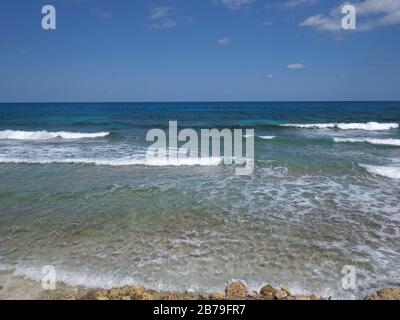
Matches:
[[209, 292, 225, 300], [366, 288, 400, 300], [162, 293, 178, 300], [274, 290, 288, 300], [225, 281, 248, 299], [281, 285, 291, 296], [260, 284, 278, 300]]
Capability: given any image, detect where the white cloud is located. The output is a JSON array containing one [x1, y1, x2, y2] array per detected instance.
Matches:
[[300, 14, 341, 32], [90, 8, 112, 19], [212, 0, 256, 10], [300, 0, 400, 32], [261, 20, 274, 27], [149, 19, 177, 30], [148, 6, 178, 30], [287, 63, 306, 69], [266, 74, 273, 78], [148, 6, 171, 20], [283, 0, 318, 9], [217, 37, 231, 45]]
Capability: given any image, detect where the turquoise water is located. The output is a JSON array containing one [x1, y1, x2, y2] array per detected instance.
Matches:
[[0, 102, 400, 299]]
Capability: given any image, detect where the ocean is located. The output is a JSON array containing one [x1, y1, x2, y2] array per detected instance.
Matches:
[[0, 101, 399, 299]]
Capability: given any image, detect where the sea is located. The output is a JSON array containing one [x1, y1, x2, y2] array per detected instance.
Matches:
[[0, 101, 399, 299]]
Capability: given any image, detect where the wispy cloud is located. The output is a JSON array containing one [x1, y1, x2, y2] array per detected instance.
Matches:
[[261, 20, 274, 27], [217, 37, 231, 45], [147, 6, 193, 30], [212, 0, 256, 11], [149, 19, 177, 30], [282, 0, 318, 9], [266, 74, 273, 79], [287, 63, 306, 69], [300, 0, 400, 32], [148, 6, 171, 20], [90, 8, 112, 19]]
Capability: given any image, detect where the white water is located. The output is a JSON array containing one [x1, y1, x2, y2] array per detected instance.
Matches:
[[0, 156, 224, 167], [281, 122, 399, 131], [361, 164, 400, 179], [334, 137, 400, 146], [0, 130, 110, 140]]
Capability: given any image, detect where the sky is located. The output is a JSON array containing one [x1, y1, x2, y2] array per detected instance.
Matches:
[[0, 0, 399, 102]]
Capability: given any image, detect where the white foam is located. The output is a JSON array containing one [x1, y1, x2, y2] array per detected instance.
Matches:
[[0, 130, 110, 140], [334, 137, 400, 146], [0, 156, 223, 167], [361, 164, 400, 179], [244, 135, 275, 140], [281, 122, 399, 131]]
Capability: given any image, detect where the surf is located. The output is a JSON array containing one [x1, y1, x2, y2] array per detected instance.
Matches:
[[0, 130, 110, 140]]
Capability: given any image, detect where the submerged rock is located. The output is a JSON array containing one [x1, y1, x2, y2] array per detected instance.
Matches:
[[225, 281, 248, 299]]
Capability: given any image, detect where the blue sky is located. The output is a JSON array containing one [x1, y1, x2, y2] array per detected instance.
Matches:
[[0, 0, 399, 102]]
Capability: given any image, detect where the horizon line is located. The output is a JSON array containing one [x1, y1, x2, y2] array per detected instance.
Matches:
[[1, 100, 400, 104]]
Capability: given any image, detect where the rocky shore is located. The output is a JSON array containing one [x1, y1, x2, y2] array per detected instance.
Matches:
[[67, 282, 400, 301]]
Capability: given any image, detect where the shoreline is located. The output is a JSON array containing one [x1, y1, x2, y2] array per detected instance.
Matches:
[[1, 273, 399, 300]]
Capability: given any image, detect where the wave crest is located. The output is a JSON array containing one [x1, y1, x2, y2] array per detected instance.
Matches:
[[334, 137, 400, 146], [361, 164, 400, 179], [0, 157, 223, 167], [281, 122, 399, 131], [0, 130, 110, 140]]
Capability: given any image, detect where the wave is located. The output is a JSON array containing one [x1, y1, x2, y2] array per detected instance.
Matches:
[[0, 157, 224, 167], [0, 130, 110, 140], [244, 135, 276, 140], [360, 164, 400, 179], [334, 137, 400, 146], [281, 122, 399, 131]]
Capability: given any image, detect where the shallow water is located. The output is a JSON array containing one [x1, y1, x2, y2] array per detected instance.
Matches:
[[0, 102, 399, 299]]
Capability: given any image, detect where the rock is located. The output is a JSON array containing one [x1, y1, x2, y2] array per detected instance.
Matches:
[[366, 288, 400, 300], [274, 290, 288, 300], [140, 292, 153, 300], [96, 296, 109, 300], [162, 293, 178, 300], [225, 281, 248, 299], [260, 284, 278, 300], [281, 285, 291, 296], [248, 290, 258, 299], [310, 295, 320, 300], [294, 295, 311, 300], [209, 292, 225, 300], [260, 284, 277, 295]]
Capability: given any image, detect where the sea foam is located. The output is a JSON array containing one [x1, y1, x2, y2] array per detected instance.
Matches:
[[361, 164, 400, 179], [281, 122, 399, 131], [334, 137, 400, 146], [0, 157, 224, 167], [0, 130, 110, 140]]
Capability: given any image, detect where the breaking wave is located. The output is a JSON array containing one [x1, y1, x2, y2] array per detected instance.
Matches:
[[360, 164, 400, 179], [334, 137, 400, 146], [0, 156, 224, 167], [0, 130, 110, 140], [281, 122, 399, 131]]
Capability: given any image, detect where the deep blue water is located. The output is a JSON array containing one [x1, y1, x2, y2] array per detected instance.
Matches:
[[0, 101, 399, 299]]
